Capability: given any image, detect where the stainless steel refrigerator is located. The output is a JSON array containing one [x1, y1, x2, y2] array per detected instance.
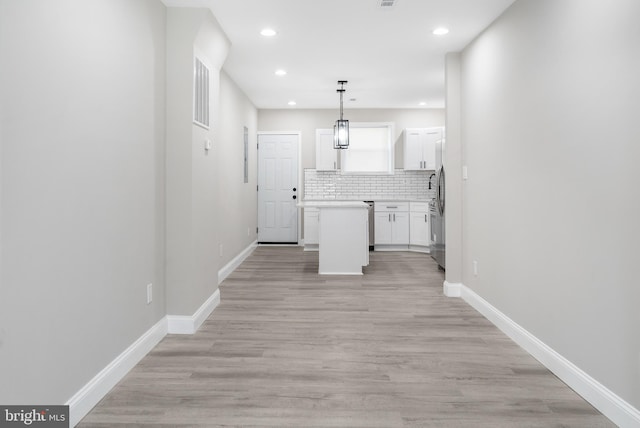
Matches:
[[430, 137, 445, 269]]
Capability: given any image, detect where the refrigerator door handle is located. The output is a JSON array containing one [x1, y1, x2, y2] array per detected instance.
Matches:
[[437, 167, 445, 217], [435, 167, 441, 214]]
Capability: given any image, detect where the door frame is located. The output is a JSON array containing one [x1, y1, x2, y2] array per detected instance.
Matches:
[[257, 131, 303, 245]]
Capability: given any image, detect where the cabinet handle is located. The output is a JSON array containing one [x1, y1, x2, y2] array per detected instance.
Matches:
[[386, 206, 398, 209], [388, 213, 391, 222], [334, 161, 336, 169], [393, 213, 396, 222], [425, 214, 427, 222]]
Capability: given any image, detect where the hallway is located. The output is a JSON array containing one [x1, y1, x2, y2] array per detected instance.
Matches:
[[79, 247, 612, 427]]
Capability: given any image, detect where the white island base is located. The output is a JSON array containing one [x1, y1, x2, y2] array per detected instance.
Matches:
[[300, 201, 369, 275]]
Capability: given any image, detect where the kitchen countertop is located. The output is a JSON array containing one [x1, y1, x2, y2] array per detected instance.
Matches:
[[301, 198, 431, 204]]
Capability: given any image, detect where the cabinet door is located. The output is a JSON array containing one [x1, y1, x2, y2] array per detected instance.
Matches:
[[403, 130, 423, 170], [315, 129, 338, 171], [391, 212, 410, 244], [374, 212, 393, 244], [410, 211, 429, 246], [304, 209, 319, 245], [423, 129, 441, 171]]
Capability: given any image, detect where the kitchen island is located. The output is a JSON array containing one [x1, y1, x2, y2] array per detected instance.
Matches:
[[299, 201, 369, 275]]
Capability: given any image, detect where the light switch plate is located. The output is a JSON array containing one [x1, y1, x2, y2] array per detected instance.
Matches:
[[462, 166, 468, 180]]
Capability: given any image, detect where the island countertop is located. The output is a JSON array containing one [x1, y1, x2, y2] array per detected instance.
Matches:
[[297, 200, 368, 209]]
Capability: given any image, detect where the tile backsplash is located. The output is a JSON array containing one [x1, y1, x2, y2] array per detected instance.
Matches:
[[304, 169, 436, 200]]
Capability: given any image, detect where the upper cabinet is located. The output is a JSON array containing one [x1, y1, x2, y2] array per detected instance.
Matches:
[[403, 127, 443, 171], [315, 129, 338, 171]]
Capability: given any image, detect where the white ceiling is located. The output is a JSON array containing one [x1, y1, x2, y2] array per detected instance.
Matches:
[[164, 0, 516, 109]]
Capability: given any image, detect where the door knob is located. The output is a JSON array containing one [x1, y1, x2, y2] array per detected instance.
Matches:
[[293, 187, 297, 192], [292, 195, 297, 199]]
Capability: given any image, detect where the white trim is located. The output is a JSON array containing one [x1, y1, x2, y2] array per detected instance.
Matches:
[[66, 317, 168, 427], [460, 284, 640, 428], [443, 281, 462, 297], [318, 271, 364, 276], [218, 240, 257, 284], [167, 288, 220, 334], [374, 245, 410, 251]]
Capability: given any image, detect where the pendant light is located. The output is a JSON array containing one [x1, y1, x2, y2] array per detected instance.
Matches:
[[333, 80, 349, 149]]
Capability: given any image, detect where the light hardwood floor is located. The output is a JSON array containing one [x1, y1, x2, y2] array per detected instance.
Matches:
[[79, 247, 614, 427]]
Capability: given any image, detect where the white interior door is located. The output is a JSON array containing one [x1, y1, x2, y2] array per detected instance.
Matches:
[[258, 134, 299, 243]]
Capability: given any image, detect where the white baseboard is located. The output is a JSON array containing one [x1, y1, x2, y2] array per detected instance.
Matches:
[[66, 241, 260, 426], [167, 288, 220, 334], [460, 284, 640, 428], [443, 281, 462, 297], [66, 317, 168, 427], [374, 245, 410, 251], [218, 240, 257, 284]]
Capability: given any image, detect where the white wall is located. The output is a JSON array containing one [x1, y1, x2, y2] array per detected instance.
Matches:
[[218, 72, 258, 265], [459, 0, 640, 410], [0, 0, 166, 403], [165, 8, 229, 316], [445, 53, 463, 285]]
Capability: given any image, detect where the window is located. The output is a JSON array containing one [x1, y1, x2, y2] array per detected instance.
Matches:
[[193, 57, 210, 128], [340, 123, 394, 174]]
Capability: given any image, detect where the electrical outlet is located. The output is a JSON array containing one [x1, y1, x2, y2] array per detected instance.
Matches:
[[473, 260, 478, 276], [146, 283, 153, 305], [462, 165, 468, 180]]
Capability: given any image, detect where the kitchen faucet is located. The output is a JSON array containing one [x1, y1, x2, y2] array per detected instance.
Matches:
[[428, 173, 436, 189]]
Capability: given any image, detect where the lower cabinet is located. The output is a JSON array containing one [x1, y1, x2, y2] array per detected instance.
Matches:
[[303, 207, 319, 249], [374, 202, 409, 249], [409, 202, 430, 251], [307, 200, 430, 253]]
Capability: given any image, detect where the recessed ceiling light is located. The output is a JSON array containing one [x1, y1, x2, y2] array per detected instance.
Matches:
[[275, 69, 287, 76], [288, 101, 296, 106], [433, 27, 449, 36], [260, 28, 277, 37], [419, 102, 427, 106]]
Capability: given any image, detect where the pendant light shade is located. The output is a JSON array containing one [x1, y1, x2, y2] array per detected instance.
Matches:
[[334, 119, 349, 149], [333, 81, 349, 149]]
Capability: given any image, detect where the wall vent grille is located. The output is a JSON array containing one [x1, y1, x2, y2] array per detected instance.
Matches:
[[379, 0, 396, 8], [193, 57, 210, 129]]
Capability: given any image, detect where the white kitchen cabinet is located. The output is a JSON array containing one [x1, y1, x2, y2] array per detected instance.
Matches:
[[315, 129, 338, 171], [303, 207, 319, 249], [403, 128, 442, 171], [409, 201, 430, 251], [374, 212, 393, 244], [374, 202, 409, 249]]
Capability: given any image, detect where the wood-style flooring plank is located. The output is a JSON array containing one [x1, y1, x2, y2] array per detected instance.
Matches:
[[79, 247, 614, 427]]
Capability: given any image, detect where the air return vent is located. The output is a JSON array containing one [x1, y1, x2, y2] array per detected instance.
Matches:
[[193, 57, 210, 129], [379, 0, 396, 8]]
